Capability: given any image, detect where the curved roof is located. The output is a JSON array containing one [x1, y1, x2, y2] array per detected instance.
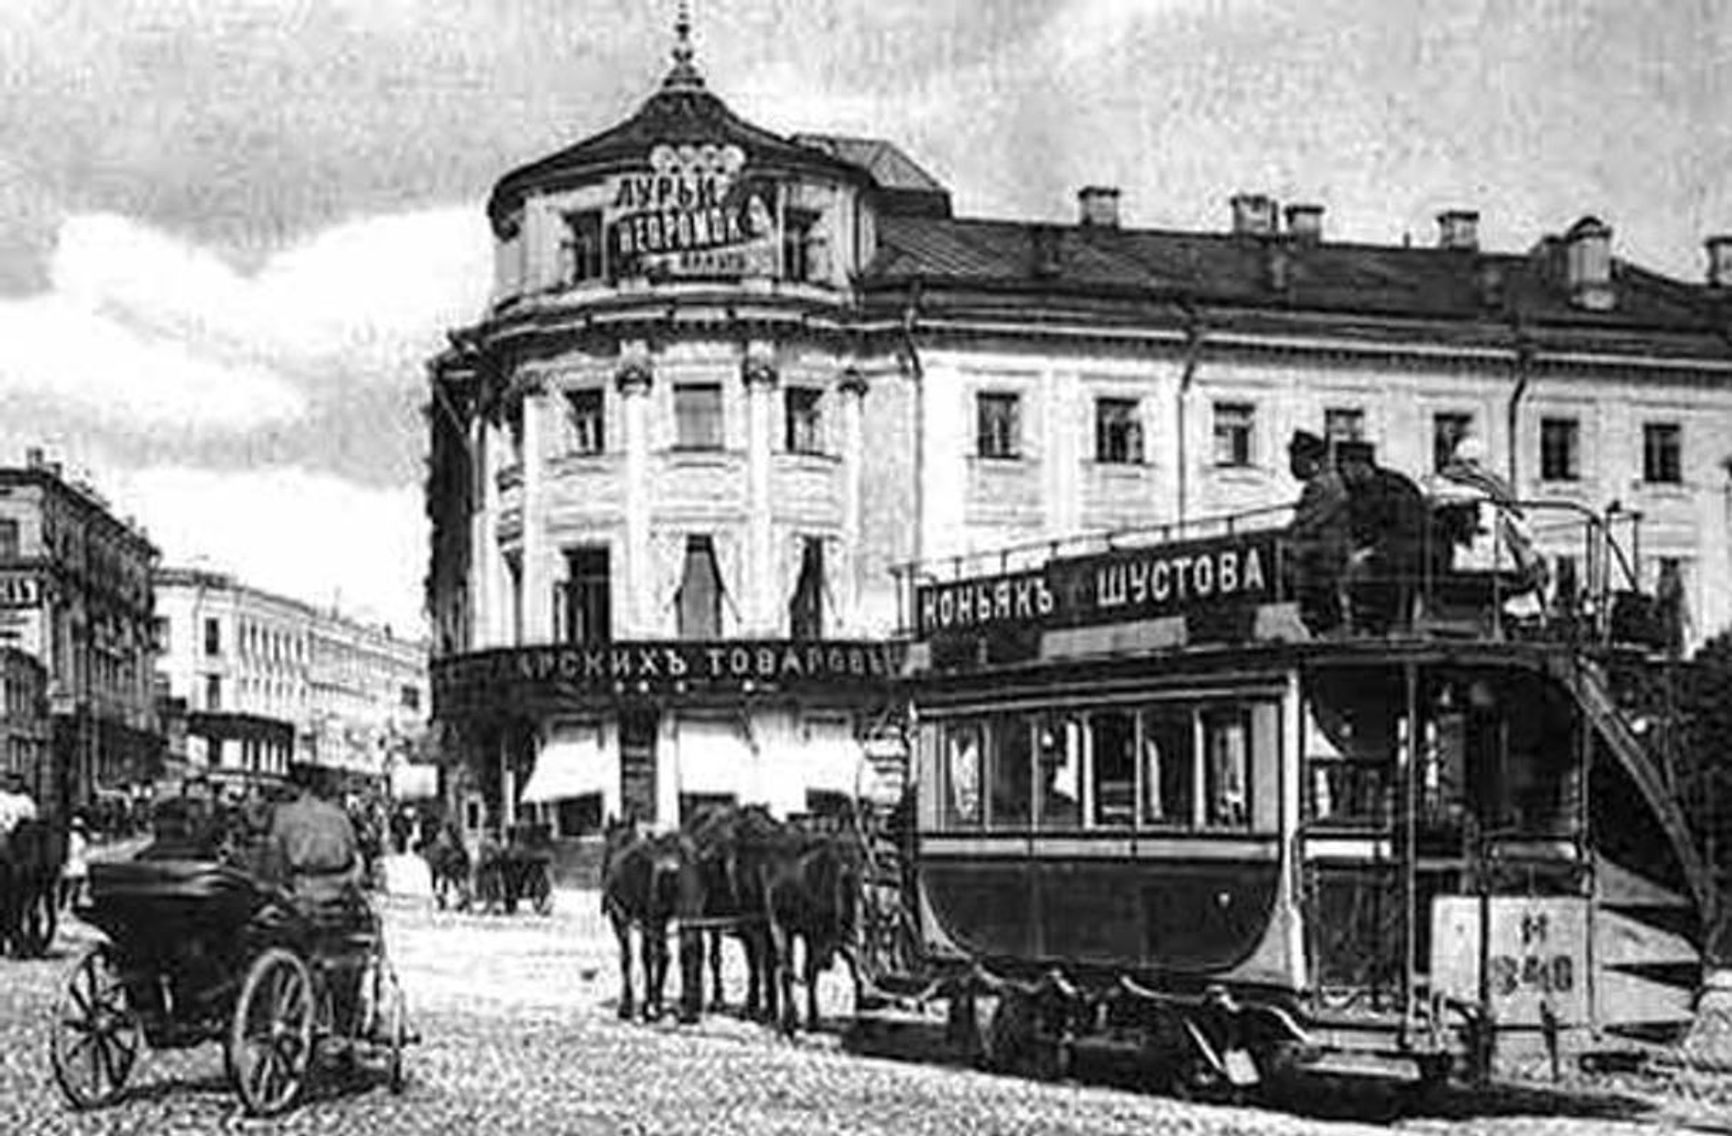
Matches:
[[486, 61, 868, 235]]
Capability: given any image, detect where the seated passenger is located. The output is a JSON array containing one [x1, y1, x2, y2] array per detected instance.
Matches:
[[258, 776, 364, 908]]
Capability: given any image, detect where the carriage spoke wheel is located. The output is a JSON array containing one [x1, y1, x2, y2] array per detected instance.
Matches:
[[50, 946, 141, 1109], [229, 947, 316, 1117]]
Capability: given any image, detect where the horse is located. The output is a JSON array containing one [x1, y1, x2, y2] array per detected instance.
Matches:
[[600, 815, 699, 1022], [754, 823, 867, 1035], [1, 818, 67, 957], [417, 821, 472, 911], [678, 803, 783, 1022]]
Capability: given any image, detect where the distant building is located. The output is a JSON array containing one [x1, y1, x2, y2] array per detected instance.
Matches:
[[153, 567, 429, 793], [0, 647, 50, 801], [0, 449, 160, 817]]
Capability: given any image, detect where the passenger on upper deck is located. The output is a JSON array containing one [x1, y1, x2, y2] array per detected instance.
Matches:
[[1287, 430, 1351, 635], [1337, 441, 1427, 635]]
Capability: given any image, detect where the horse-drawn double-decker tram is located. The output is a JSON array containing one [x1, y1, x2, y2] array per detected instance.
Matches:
[[860, 493, 1712, 1097]]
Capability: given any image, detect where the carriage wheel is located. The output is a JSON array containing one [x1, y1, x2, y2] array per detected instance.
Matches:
[[50, 945, 142, 1109], [229, 947, 317, 1117]]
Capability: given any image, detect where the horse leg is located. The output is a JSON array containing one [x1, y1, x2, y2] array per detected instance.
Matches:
[[642, 923, 667, 1021], [766, 915, 796, 1036], [708, 929, 724, 1012], [613, 916, 636, 1021], [805, 937, 824, 1032], [676, 926, 703, 1024]]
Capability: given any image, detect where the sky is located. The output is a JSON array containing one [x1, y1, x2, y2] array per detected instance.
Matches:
[[2, 0, 1729, 635]]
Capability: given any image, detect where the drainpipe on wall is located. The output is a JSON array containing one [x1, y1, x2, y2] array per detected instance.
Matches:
[[1175, 309, 1205, 528], [901, 287, 926, 625]]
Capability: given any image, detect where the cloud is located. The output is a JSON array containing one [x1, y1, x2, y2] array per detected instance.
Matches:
[[112, 465, 428, 637]]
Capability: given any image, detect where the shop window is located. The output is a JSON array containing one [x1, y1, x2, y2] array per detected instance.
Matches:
[[1088, 710, 1136, 827], [675, 383, 725, 450], [976, 392, 1021, 459], [785, 387, 824, 454], [1094, 398, 1143, 465], [1433, 412, 1473, 472], [558, 546, 611, 645], [1643, 422, 1682, 484], [1540, 417, 1580, 481], [676, 536, 724, 639], [562, 209, 604, 284], [1212, 402, 1255, 467], [941, 721, 983, 828], [1140, 705, 1195, 826], [788, 538, 825, 640], [565, 388, 604, 455]]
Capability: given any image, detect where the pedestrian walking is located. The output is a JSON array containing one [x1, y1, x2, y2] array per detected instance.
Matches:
[[61, 815, 90, 911]]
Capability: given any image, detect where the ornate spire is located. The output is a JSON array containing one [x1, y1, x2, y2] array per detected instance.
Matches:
[[663, 0, 704, 89]]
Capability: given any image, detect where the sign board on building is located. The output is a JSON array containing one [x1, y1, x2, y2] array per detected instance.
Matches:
[[433, 638, 903, 719], [915, 530, 1285, 640], [0, 574, 42, 609], [606, 143, 780, 280]]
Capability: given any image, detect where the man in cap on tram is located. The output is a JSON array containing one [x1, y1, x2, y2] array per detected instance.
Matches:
[[1287, 429, 1351, 634], [1336, 440, 1427, 634]]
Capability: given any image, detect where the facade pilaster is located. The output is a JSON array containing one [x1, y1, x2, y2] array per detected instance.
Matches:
[[616, 344, 655, 637], [743, 344, 779, 635], [468, 414, 497, 649], [838, 367, 868, 635], [520, 382, 549, 644]]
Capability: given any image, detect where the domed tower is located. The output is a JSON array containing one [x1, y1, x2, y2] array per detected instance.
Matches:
[[427, 12, 928, 835]]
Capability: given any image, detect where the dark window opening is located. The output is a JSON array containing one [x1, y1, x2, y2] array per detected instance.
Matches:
[[1433, 412, 1473, 473], [0, 518, 17, 560], [783, 209, 820, 282], [1324, 407, 1365, 460], [785, 388, 824, 454], [789, 538, 825, 640], [1095, 398, 1143, 464], [563, 210, 604, 284], [558, 546, 611, 646], [565, 388, 604, 455], [204, 617, 221, 657], [677, 536, 724, 639], [1643, 422, 1682, 484], [976, 392, 1022, 459], [1540, 417, 1580, 481], [1213, 402, 1255, 467]]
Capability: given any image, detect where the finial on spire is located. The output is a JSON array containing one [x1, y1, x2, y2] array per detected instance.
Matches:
[[664, 0, 703, 88]]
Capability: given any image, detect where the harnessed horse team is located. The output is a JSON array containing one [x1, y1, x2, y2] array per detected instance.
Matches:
[[601, 803, 867, 1035]]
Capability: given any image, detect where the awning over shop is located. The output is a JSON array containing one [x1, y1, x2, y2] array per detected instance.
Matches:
[[520, 728, 607, 804], [676, 717, 754, 795]]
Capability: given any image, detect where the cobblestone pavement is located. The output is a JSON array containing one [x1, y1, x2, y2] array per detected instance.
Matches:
[[1, 863, 1724, 1135]]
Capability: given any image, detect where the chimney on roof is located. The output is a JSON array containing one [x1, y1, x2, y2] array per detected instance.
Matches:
[[1283, 203, 1324, 244], [1564, 216, 1614, 310], [1229, 192, 1278, 237], [25, 447, 44, 469], [1077, 186, 1121, 228], [1705, 235, 1732, 288], [1437, 209, 1480, 251]]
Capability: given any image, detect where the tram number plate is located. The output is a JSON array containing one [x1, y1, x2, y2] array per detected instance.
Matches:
[[1488, 952, 1574, 997]]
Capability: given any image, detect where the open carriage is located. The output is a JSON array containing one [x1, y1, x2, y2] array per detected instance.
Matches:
[[50, 857, 410, 1116]]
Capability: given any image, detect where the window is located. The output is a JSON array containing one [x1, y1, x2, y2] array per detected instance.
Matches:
[[204, 617, 221, 657], [505, 552, 523, 646], [1212, 402, 1255, 467], [1643, 422, 1682, 484], [1094, 398, 1143, 464], [1140, 705, 1195, 826], [565, 389, 604, 455], [1088, 710, 1136, 827], [1324, 407, 1365, 455], [1433, 412, 1473, 472], [506, 401, 525, 466], [1540, 417, 1580, 482], [675, 384, 725, 450], [151, 616, 170, 652], [559, 546, 612, 646], [788, 538, 825, 640], [976, 392, 1022, 459], [1035, 714, 1085, 829], [204, 674, 221, 712], [987, 715, 1033, 829], [676, 536, 724, 639], [785, 388, 823, 454], [400, 685, 420, 711], [562, 209, 604, 284], [782, 209, 820, 281], [942, 721, 983, 828], [0, 518, 17, 560], [1202, 707, 1251, 828]]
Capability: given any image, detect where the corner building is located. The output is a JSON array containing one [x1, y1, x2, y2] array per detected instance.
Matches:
[[428, 31, 1732, 838]]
